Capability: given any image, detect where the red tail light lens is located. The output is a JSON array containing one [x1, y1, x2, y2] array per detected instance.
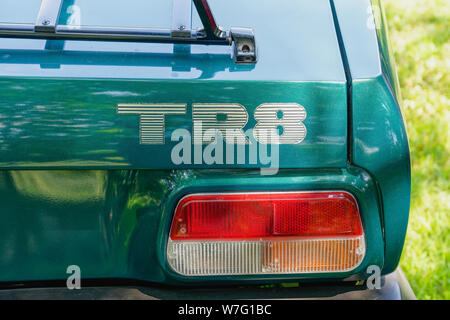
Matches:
[[170, 192, 363, 241], [167, 191, 365, 276]]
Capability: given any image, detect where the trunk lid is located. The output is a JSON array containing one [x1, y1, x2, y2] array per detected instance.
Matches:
[[0, 0, 347, 169]]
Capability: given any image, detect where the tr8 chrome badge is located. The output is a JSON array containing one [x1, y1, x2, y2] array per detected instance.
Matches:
[[117, 103, 307, 145]]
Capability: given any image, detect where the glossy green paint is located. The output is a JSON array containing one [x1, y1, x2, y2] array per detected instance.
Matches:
[[0, 0, 348, 169], [0, 0, 410, 285], [0, 79, 346, 169], [0, 168, 383, 284], [333, 0, 411, 274]]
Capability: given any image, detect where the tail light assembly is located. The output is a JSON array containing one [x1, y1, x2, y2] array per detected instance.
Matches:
[[167, 191, 365, 276]]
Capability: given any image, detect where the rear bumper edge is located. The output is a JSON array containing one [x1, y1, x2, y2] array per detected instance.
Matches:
[[0, 268, 415, 300]]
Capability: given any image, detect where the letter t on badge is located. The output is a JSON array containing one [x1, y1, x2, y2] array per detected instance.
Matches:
[[117, 104, 187, 144]]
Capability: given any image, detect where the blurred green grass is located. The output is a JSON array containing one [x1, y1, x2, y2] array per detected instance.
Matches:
[[383, 0, 449, 300]]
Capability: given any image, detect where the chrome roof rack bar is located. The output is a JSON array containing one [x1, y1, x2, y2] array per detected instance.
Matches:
[[0, 0, 257, 64]]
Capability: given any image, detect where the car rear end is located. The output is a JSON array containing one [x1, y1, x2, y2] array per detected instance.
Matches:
[[0, 0, 414, 299]]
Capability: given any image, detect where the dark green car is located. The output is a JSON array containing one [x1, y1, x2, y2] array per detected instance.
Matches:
[[0, 0, 415, 300]]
